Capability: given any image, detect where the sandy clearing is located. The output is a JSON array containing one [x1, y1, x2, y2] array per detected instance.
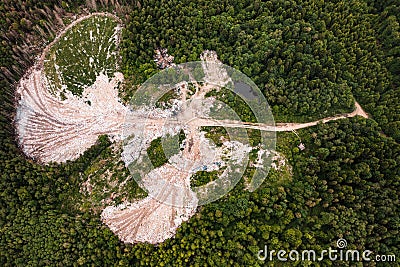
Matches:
[[15, 13, 125, 163], [15, 69, 127, 163]]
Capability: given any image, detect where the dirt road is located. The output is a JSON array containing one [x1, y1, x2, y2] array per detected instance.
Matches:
[[184, 100, 368, 132], [134, 100, 369, 133]]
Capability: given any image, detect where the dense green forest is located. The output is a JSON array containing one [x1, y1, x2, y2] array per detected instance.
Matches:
[[0, 0, 399, 266]]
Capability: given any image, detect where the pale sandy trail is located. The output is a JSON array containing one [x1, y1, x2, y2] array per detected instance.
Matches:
[[188, 100, 369, 132], [132, 100, 369, 132]]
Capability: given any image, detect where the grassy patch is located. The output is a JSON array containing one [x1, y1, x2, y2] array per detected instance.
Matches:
[[44, 15, 121, 96], [147, 134, 182, 168], [201, 126, 229, 146], [190, 170, 219, 187], [206, 87, 257, 123], [155, 88, 179, 109], [147, 137, 168, 168], [62, 140, 146, 214]]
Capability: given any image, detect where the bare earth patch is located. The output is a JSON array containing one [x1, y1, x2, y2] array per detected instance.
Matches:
[[16, 70, 126, 162]]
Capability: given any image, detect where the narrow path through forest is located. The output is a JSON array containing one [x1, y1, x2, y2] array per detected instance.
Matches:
[[183, 101, 369, 132]]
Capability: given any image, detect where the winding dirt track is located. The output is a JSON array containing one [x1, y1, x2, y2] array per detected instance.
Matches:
[[100, 101, 369, 244], [15, 10, 370, 162], [194, 101, 369, 132]]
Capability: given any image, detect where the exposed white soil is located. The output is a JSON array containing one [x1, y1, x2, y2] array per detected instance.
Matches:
[[15, 67, 127, 163]]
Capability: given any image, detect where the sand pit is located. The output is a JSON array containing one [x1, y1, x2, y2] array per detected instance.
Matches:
[[15, 70, 127, 162], [15, 13, 125, 163]]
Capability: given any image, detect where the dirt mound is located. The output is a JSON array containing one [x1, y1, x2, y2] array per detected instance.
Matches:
[[15, 70, 126, 162]]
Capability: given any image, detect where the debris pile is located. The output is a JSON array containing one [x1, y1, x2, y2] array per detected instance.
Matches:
[[154, 48, 175, 69], [15, 70, 127, 163], [200, 50, 232, 87]]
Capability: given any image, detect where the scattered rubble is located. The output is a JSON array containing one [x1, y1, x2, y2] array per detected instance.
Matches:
[[271, 151, 290, 171], [101, 162, 198, 244], [16, 10, 371, 246], [15, 70, 127, 163], [298, 143, 306, 150], [154, 48, 175, 69], [200, 50, 232, 87]]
